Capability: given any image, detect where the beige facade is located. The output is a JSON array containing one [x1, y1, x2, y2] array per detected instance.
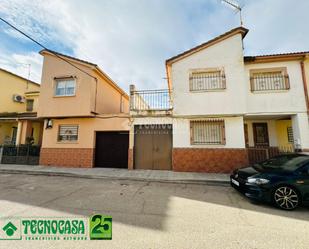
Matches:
[[38, 50, 130, 168], [41, 117, 129, 149], [38, 50, 129, 118]]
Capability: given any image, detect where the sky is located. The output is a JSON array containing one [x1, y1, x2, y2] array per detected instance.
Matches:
[[0, 0, 309, 92]]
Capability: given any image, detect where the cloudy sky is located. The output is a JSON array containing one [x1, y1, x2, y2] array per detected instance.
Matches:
[[0, 0, 308, 92]]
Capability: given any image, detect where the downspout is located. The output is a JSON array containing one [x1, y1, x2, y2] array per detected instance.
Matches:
[[300, 60, 309, 115]]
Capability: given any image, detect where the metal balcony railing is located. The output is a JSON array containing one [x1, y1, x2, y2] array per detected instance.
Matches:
[[130, 89, 172, 111], [250, 75, 290, 91]]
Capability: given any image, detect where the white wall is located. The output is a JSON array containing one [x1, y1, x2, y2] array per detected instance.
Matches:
[[245, 61, 307, 114], [173, 116, 245, 148], [292, 113, 309, 150], [171, 34, 247, 116], [130, 116, 245, 149]]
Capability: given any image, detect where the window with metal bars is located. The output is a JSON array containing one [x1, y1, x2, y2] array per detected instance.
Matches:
[[190, 120, 225, 145], [58, 125, 78, 142], [189, 70, 226, 91], [287, 127, 294, 143], [250, 68, 290, 91]]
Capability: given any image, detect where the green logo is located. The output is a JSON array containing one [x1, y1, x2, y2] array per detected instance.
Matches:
[[89, 215, 112, 240], [2, 222, 17, 237]]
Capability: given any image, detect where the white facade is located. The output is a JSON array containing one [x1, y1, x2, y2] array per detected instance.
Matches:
[[245, 61, 307, 114], [171, 34, 247, 116], [130, 28, 309, 154], [166, 31, 309, 151]]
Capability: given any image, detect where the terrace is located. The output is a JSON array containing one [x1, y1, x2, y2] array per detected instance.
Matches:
[[129, 85, 173, 116]]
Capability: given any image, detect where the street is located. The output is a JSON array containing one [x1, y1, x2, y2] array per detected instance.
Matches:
[[0, 173, 308, 249]]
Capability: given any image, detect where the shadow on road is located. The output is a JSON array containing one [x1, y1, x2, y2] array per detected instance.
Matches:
[[0, 173, 308, 231]]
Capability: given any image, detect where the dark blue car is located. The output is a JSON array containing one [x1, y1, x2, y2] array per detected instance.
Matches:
[[230, 153, 309, 210]]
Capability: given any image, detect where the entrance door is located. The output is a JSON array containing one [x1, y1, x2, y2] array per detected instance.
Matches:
[[253, 123, 269, 147], [95, 131, 129, 168], [134, 124, 172, 170]]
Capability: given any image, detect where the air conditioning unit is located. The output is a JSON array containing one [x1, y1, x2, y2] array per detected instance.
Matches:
[[12, 94, 25, 103]]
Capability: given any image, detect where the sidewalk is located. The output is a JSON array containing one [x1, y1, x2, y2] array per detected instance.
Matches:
[[0, 164, 230, 185]]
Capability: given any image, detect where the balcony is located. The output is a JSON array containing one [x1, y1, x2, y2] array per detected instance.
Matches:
[[130, 85, 173, 116]]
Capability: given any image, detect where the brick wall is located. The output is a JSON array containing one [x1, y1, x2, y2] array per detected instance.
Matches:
[[172, 148, 248, 173], [40, 148, 94, 168]]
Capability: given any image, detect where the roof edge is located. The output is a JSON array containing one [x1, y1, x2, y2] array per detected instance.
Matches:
[[40, 49, 97, 67], [0, 67, 40, 86], [40, 49, 129, 99], [166, 26, 249, 65], [244, 52, 309, 63]]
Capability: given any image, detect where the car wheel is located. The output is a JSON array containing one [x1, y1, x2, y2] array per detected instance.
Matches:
[[273, 186, 300, 210]]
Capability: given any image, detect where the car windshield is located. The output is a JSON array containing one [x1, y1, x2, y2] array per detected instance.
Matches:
[[257, 154, 309, 171]]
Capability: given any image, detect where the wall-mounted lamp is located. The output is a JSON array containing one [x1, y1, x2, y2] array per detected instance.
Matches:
[[46, 119, 53, 129]]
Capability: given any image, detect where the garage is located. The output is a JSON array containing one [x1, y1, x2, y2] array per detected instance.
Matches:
[[134, 124, 172, 170], [95, 131, 129, 168]]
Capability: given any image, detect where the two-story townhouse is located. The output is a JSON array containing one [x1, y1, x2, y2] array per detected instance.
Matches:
[[243, 52, 309, 162], [38, 49, 130, 168], [0, 68, 42, 148], [129, 27, 309, 173]]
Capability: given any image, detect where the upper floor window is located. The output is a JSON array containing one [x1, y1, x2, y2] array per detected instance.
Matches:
[[55, 78, 76, 97], [189, 69, 226, 92], [58, 125, 78, 142], [26, 99, 34, 112], [250, 68, 290, 92], [190, 120, 225, 145]]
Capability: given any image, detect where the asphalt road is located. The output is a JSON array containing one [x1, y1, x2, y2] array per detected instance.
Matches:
[[0, 173, 308, 249]]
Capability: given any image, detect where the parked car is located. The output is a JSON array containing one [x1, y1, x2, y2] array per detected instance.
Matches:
[[230, 153, 309, 210]]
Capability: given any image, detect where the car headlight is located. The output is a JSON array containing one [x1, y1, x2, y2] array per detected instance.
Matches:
[[247, 178, 270, 185]]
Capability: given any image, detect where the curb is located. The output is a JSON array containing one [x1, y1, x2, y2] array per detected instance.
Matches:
[[0, 169, 230, 186]]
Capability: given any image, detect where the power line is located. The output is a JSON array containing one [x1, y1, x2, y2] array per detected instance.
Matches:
[[0, 17, 97, 80]]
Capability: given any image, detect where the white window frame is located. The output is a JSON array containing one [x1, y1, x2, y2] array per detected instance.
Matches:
[[58, 125, 79, 142], [54, 77, 76, 97]]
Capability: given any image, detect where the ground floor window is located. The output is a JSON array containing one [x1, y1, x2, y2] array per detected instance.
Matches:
[[58, 125, 79, 142], [190, 120, 225, 145]]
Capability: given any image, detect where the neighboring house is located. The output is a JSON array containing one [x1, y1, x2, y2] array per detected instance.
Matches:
[[38, 50, 130, 168], [0, 68, 42, 146], [129, 27, 309, 173]]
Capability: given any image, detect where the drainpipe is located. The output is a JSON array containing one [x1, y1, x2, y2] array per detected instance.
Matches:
[[300, 60, 309, 115]]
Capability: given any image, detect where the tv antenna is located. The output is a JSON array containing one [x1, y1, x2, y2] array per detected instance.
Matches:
[[222, 0, 244, 26]]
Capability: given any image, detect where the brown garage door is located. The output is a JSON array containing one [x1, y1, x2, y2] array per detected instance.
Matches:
[[95, 131, 129, 168], [134, 124, 172, 170]]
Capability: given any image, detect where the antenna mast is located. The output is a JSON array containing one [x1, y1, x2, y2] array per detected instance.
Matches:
[[222, 0, 243, 26]]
